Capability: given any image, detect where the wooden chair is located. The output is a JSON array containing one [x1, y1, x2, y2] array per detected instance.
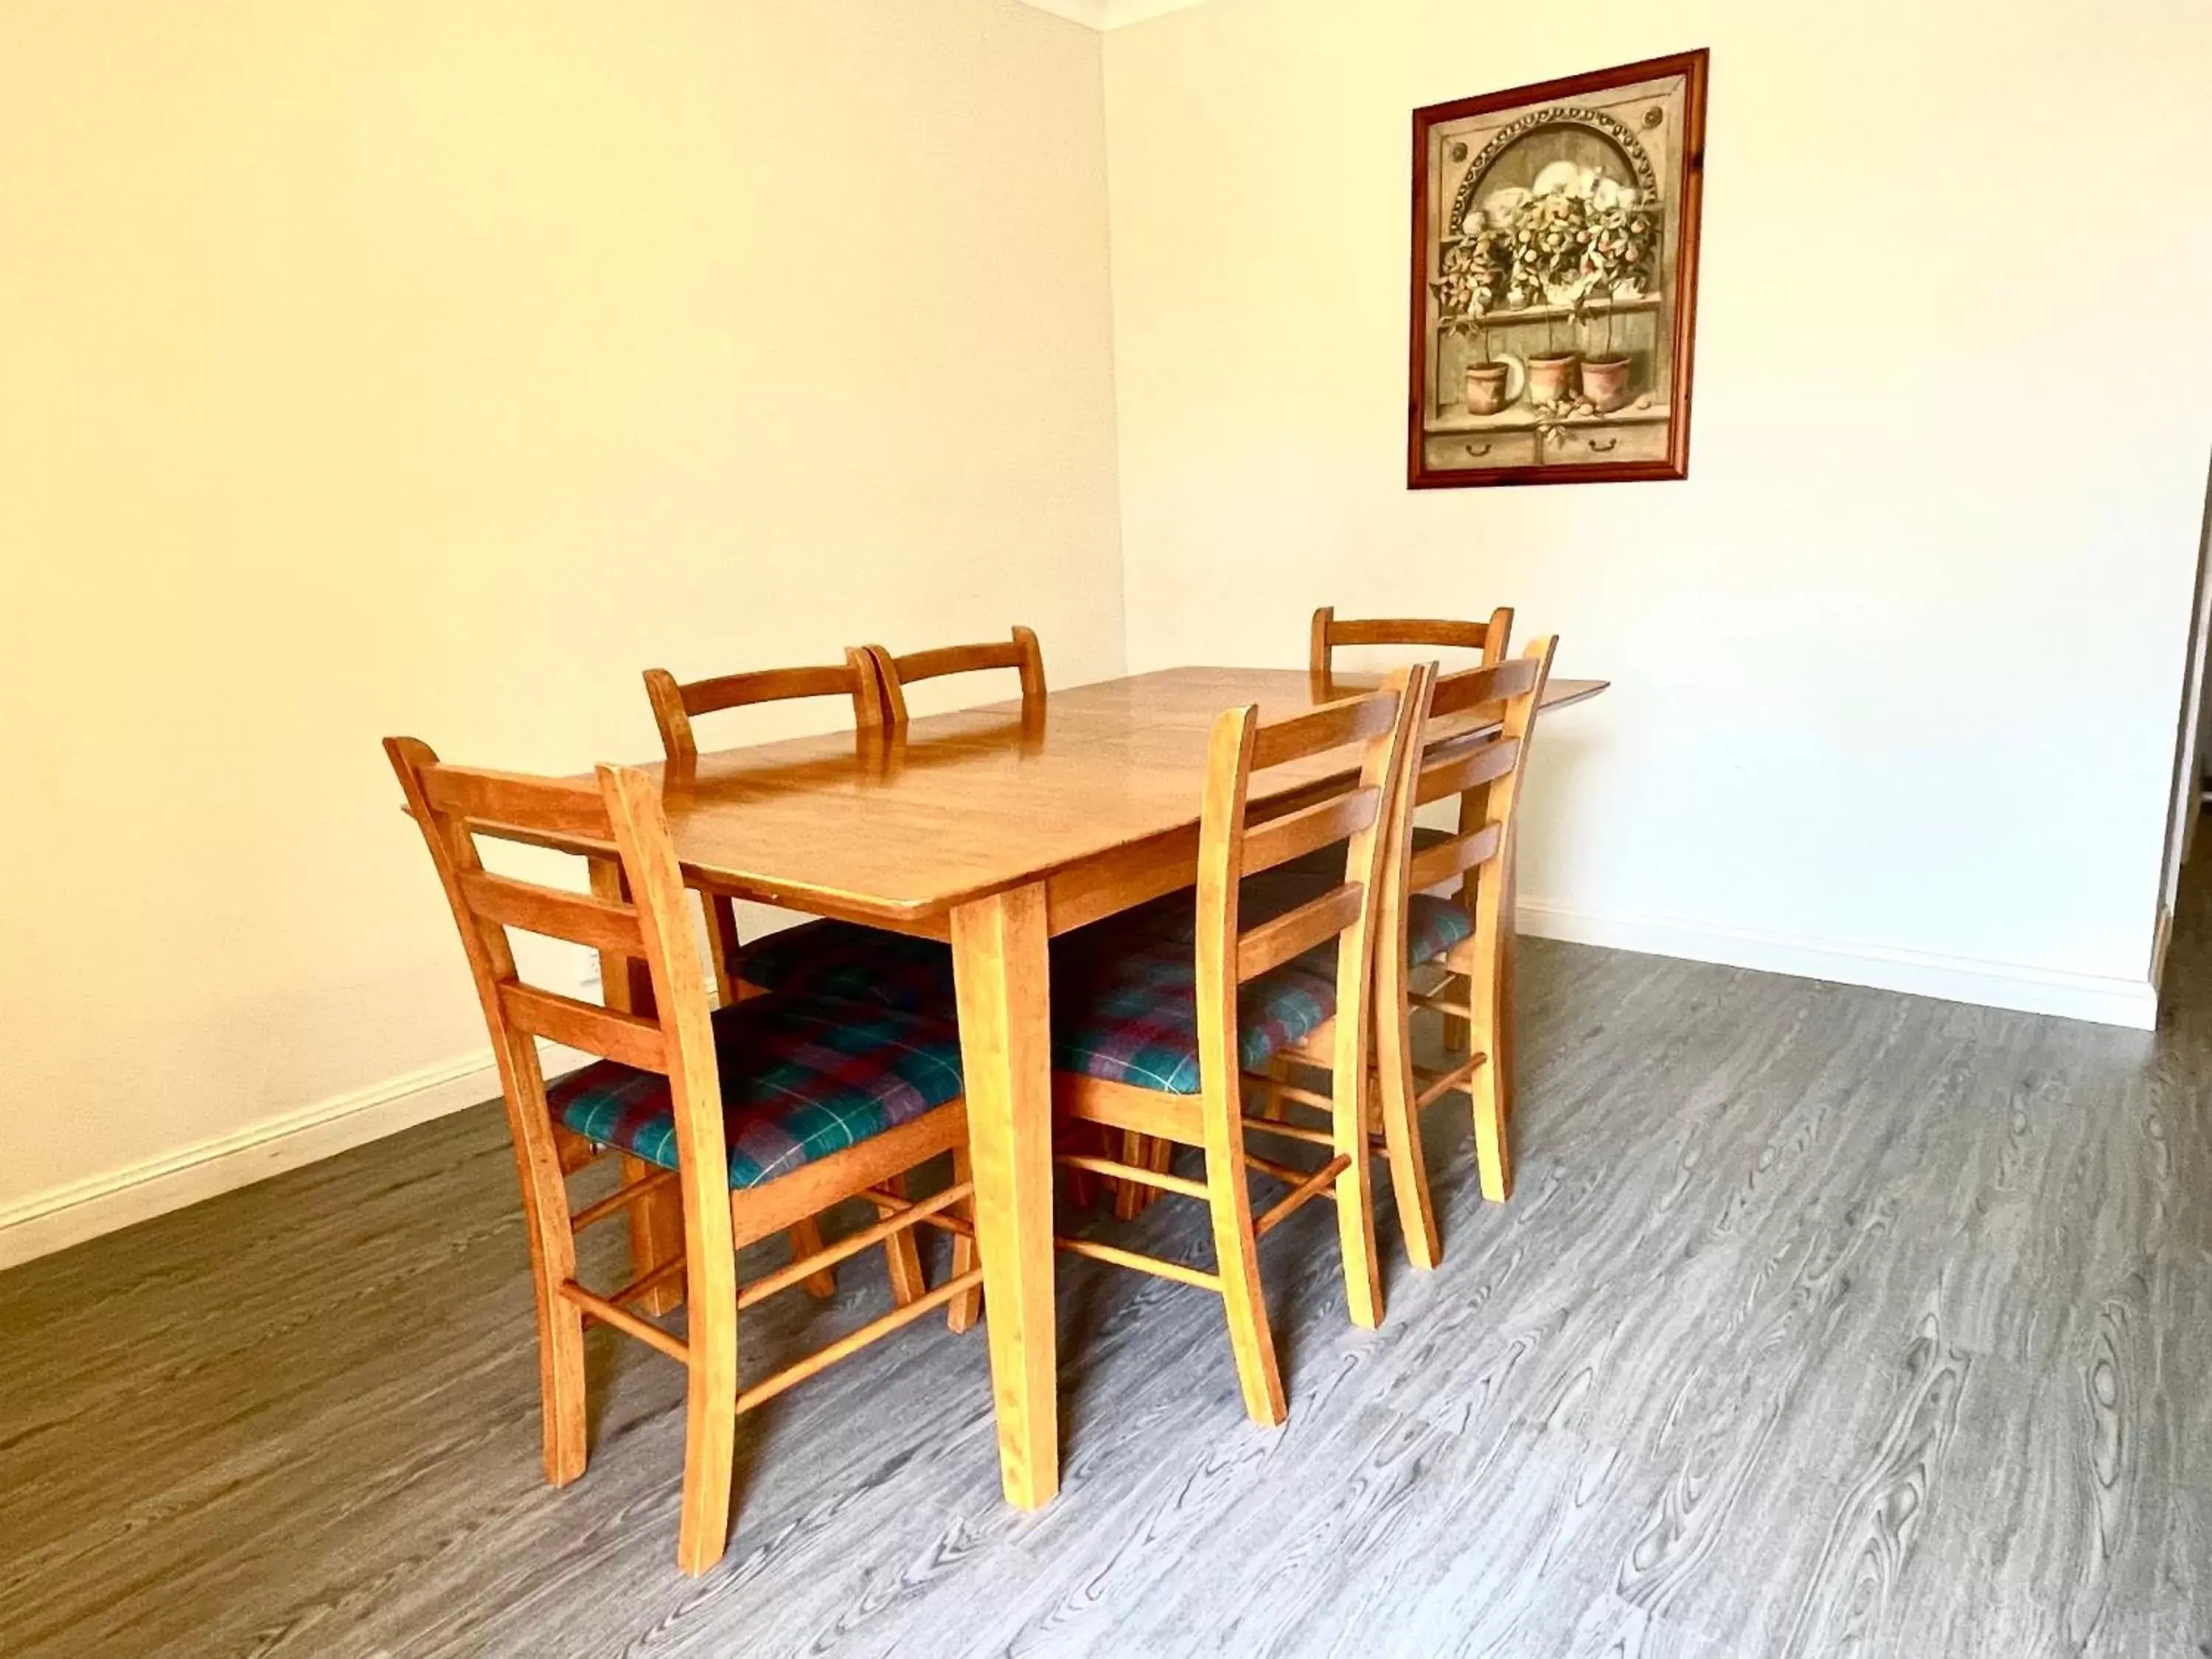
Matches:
[[1294, 605, 1514, 897], [1369, 638, 1558, 1259], [644, 652, 885, 772], [1309, 606, 1512, 686], [643, 651, 885, 1005], [866, 626, 1046, 728], [386, 739, 980, 1575], [643, 652, 894, 1294], [1045, 666, 1428, 1424]]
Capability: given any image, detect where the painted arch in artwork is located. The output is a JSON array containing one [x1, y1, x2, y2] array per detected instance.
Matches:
[[1448, 105, 1660, 233]]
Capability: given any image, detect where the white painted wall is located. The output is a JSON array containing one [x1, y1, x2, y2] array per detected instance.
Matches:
[[0, 0, 1123, 1262], [1102, 0, 2212, 1026], [9, 0, 2208, 1266]]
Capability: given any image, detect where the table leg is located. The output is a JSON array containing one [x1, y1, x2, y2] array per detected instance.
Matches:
[[588, 855, 686, 1317], [950, 882, 1059, 1509]]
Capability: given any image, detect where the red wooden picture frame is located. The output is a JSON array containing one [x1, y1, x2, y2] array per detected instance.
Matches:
[[1408, 49, 1708, 490]]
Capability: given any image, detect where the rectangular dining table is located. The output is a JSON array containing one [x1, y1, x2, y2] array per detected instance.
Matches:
[[637, 665, 1606, 1509]]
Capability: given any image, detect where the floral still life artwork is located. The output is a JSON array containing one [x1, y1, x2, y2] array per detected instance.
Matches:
[[1409, 50, 1707, 487]]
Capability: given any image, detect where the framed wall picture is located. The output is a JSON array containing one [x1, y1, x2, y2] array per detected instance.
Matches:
[[1408, 49, 1707, 488]]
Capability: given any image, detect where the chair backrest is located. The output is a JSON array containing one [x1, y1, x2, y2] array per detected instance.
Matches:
[[1376, 637, 1557, 1016], [384, 739, 732, 1253], [1189, 664, 1432, 1115], [643, 653, 884, 771], [1309, 607, 1513, 684], [866, 627, 1046, 728]]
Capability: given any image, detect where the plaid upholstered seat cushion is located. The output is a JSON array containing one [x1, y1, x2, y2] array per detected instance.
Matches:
[[1050, 940, 1338, 1095], [548, 995, 963, 1189], [1402, 893, 1475, 965], [738, 912, 1186, 1013], [737, 919, 955, 1014]]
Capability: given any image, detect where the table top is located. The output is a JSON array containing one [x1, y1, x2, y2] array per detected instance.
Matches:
[[657, 667, 1607, 923]]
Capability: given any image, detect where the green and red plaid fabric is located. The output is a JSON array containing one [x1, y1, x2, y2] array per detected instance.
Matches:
[[547, 995, 964, 1190], [1402, 894, 1475, 965], [737, 911, 1190, 1014], [737, 919, 956, 1014], [1049, 939, 1337, 1095]]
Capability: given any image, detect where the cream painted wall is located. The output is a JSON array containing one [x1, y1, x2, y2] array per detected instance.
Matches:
[[1102, 0, 2212, 1023], [0, 0, 1123, 1241]]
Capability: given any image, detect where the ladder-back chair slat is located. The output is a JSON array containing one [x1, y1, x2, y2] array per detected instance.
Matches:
[[867, 625, 1046, 728], [457, 869, 650, 957], [1239, 788, 1382, 876], [1427, 655, 1543, 718], [1403, 820, 1503, 892], [644, 651, 883, 771], [1413, 734, 1520, 807], [498, 981, 669, 1071], [1248, 692, 1401, 773], [680, 663, 872, 716], [1310, 606, 1512, 682], [1236, 883, 1364, 981], [420, 766, 614, 842]]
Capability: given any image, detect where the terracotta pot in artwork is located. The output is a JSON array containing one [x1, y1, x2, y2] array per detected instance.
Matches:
[[1526, 352, 1580, 406], [1580, 355, 1633, 413], [1463, 361, 1510, 417]]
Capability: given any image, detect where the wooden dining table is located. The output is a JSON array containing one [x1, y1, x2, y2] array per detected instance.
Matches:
[[639, 665, 1606, 1510]]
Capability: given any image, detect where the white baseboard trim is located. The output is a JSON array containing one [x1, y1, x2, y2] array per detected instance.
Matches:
[[0, 1043, 581, 1272], [1519, 898, 2160, 1032]]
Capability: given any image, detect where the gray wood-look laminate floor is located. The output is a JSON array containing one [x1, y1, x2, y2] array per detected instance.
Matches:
[[7, 886, 2211, 1659]]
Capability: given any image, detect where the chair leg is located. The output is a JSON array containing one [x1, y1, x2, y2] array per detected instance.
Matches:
[[1148, 1134, 1174, 1191], [1439, 876, 1475, 1052], [947, 1144, 983, 1333], [533, 1268, 589, 1487], [1206, 1150, 1286, 1427], [625, 1154, 688, 1315], [787, 1217, 838, 1300], [1498, 850, 1520, 1122], [1331, 1062, 1385, 1330], [1471, 1062, 1511, 1203], [1114, 1130, 1155, 1221], [675, 1284, 739, 1576], [509, 1104, 589, 1486], [704, 891, 744, 1009], [1374, 994, 1441, 1271], [1470, 950, 1512, 1203], [882, 1174, 928, 1309], [1057, 1121, 1097, 1211]]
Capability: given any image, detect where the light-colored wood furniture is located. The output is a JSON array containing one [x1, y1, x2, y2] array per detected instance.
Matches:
[[633, 664, 1606, 1509], [866, 627, 1045, 728], [1309, 606, 1512, 684], [1303, 606, 1522, 1078], [1048, 669, 1428, 1422], [642, 651, 890, 1295], [642, 651, 884, 1002], [386, 740, 980, 1575], [1375, 639, 1558, 1251]]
